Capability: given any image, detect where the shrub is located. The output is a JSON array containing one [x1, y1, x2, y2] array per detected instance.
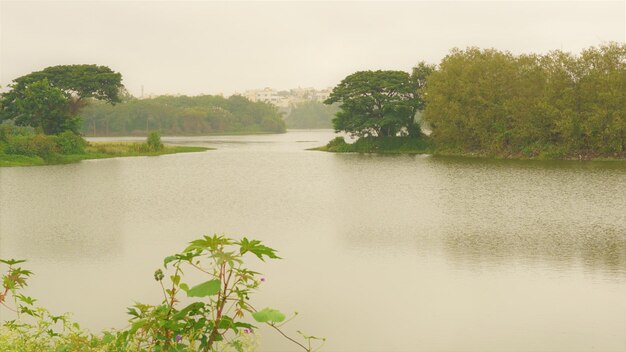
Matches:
[[1, 235, 325, 352], [146, 131, 163, 151], [327, 136, 347, 148], [5, 134, 58, 159], [324, 136, 432, 153], [0, 124, 10, 143], [0, 122, 35, 143], [115, 235, 324, 351], [54, 131, 87, 154]]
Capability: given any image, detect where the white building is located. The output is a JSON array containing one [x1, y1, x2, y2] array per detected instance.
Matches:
[[242, 87, 334, 108]]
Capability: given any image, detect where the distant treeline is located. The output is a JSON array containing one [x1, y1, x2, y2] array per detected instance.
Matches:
[[422, 43, 625, 158], [80, 95, 286, 136], [284, 101, 338, 129]]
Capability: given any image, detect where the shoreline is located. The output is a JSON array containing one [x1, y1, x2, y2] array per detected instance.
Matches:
[[310, 138, 626, 162], [0, 143, 210, 167], [83, 130, 285, 138]]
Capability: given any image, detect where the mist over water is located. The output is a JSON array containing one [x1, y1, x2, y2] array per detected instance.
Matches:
[[1, 130, 624, 351]]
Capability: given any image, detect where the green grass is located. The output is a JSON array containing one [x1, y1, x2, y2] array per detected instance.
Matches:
[[0, 142, 210, 167]]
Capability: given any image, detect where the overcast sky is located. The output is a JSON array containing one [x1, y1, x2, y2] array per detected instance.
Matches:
[[1, 1, 624, 96]]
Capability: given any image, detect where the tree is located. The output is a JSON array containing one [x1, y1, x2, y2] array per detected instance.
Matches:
[[9, 78, 79, 134], [324, 70, 425, 137], [422, 43, 625, 157], [423, 48, 520, 151], [0, 65, 123, 134], [408, 62, 436, 135]]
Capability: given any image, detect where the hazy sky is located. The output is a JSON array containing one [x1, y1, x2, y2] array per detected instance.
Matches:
[[1, 1, 624, 96]]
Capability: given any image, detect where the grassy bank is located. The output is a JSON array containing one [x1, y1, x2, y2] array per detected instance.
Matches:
[[313, 136, 626, 161], [0, 142, 209, 167], [311, 136, 434, 154]]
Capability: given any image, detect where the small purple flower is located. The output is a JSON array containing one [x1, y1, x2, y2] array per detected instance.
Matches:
[[260, 277, 266, 282], [175, 334, 182, 342], [243, 328, 254, 334]]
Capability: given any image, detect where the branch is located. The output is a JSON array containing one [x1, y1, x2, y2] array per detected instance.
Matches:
[[268, 323, 310, 352]]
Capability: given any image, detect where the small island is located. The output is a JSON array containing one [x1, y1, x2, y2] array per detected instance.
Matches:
[[316, 43, 625, 161]]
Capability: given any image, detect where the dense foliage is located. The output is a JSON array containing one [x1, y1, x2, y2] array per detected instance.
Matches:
[[0, 236, 323, 351], [0, 123, 85, 160], [0, 65, 123, 134], [423, 43, 625, 158], [80, 95, 286, 136], [284, 101, 338, 129], [324, 68, 432, 138]]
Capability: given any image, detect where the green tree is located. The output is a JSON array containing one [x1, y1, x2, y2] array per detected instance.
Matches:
[[575, 43, 626, 154], [423, 43, 625, 158], [324, 70, 423, 137], [79, 94, 286, 136], [1, 65, 124, 134], [407, 62, 436, 135], [423, 48, 520, 152], [8, 79, 77, 134]]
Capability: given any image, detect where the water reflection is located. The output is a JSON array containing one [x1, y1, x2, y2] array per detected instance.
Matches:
[[332, 152, 626, 277], [442, 227, 626, 274]]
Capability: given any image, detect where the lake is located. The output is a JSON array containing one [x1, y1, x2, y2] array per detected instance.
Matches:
[[1, 130, 625, 351]]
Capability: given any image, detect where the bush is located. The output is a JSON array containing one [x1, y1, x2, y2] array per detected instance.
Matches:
[[324, 136, 432, 153], [1, 235, 325, 352], [0, 124, 10, 143], [54, 131, 87, 154], [327, 136, 347, 148], [146, 131, 163, 151], [5, 134, 58, 159], [0, 122, 35, 143]]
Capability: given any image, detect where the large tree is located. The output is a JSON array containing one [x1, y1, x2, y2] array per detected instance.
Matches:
[[9, 78, 79, 134], [324, 70, 427, 137], [0, 65, 123, 134]]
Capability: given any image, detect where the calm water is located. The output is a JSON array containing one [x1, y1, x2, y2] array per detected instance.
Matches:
[[1, 130, 625, 351]]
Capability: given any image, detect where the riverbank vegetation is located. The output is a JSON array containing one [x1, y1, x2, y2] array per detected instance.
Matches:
[[0, 236, 323, 352], [81, 94, 286, 136], [321, 43, 625, 160], [0, 124, 207, 167], [0, 65, 212, 167], [314, 136, 433, 154]]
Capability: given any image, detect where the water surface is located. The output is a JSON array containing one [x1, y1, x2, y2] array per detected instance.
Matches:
[[1, 130, 625, 351]]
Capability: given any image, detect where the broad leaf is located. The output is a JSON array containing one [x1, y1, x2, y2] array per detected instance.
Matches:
[[163, 256, 177, 268], [0, 259, 27, 266], [184, 279, 221, 297], [252, 308, 286, 323], [237, 238, 281, 261]]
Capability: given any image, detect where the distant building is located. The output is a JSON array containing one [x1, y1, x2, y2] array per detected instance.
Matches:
[[243, 87, 333, 108], [244, 88, 281, 105]]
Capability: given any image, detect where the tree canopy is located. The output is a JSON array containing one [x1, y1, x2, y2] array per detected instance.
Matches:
[[0, 65, 123, 134], [80, 94, 286, 136], [324, 69, 431, 137], [422, 43, 625, 158]]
